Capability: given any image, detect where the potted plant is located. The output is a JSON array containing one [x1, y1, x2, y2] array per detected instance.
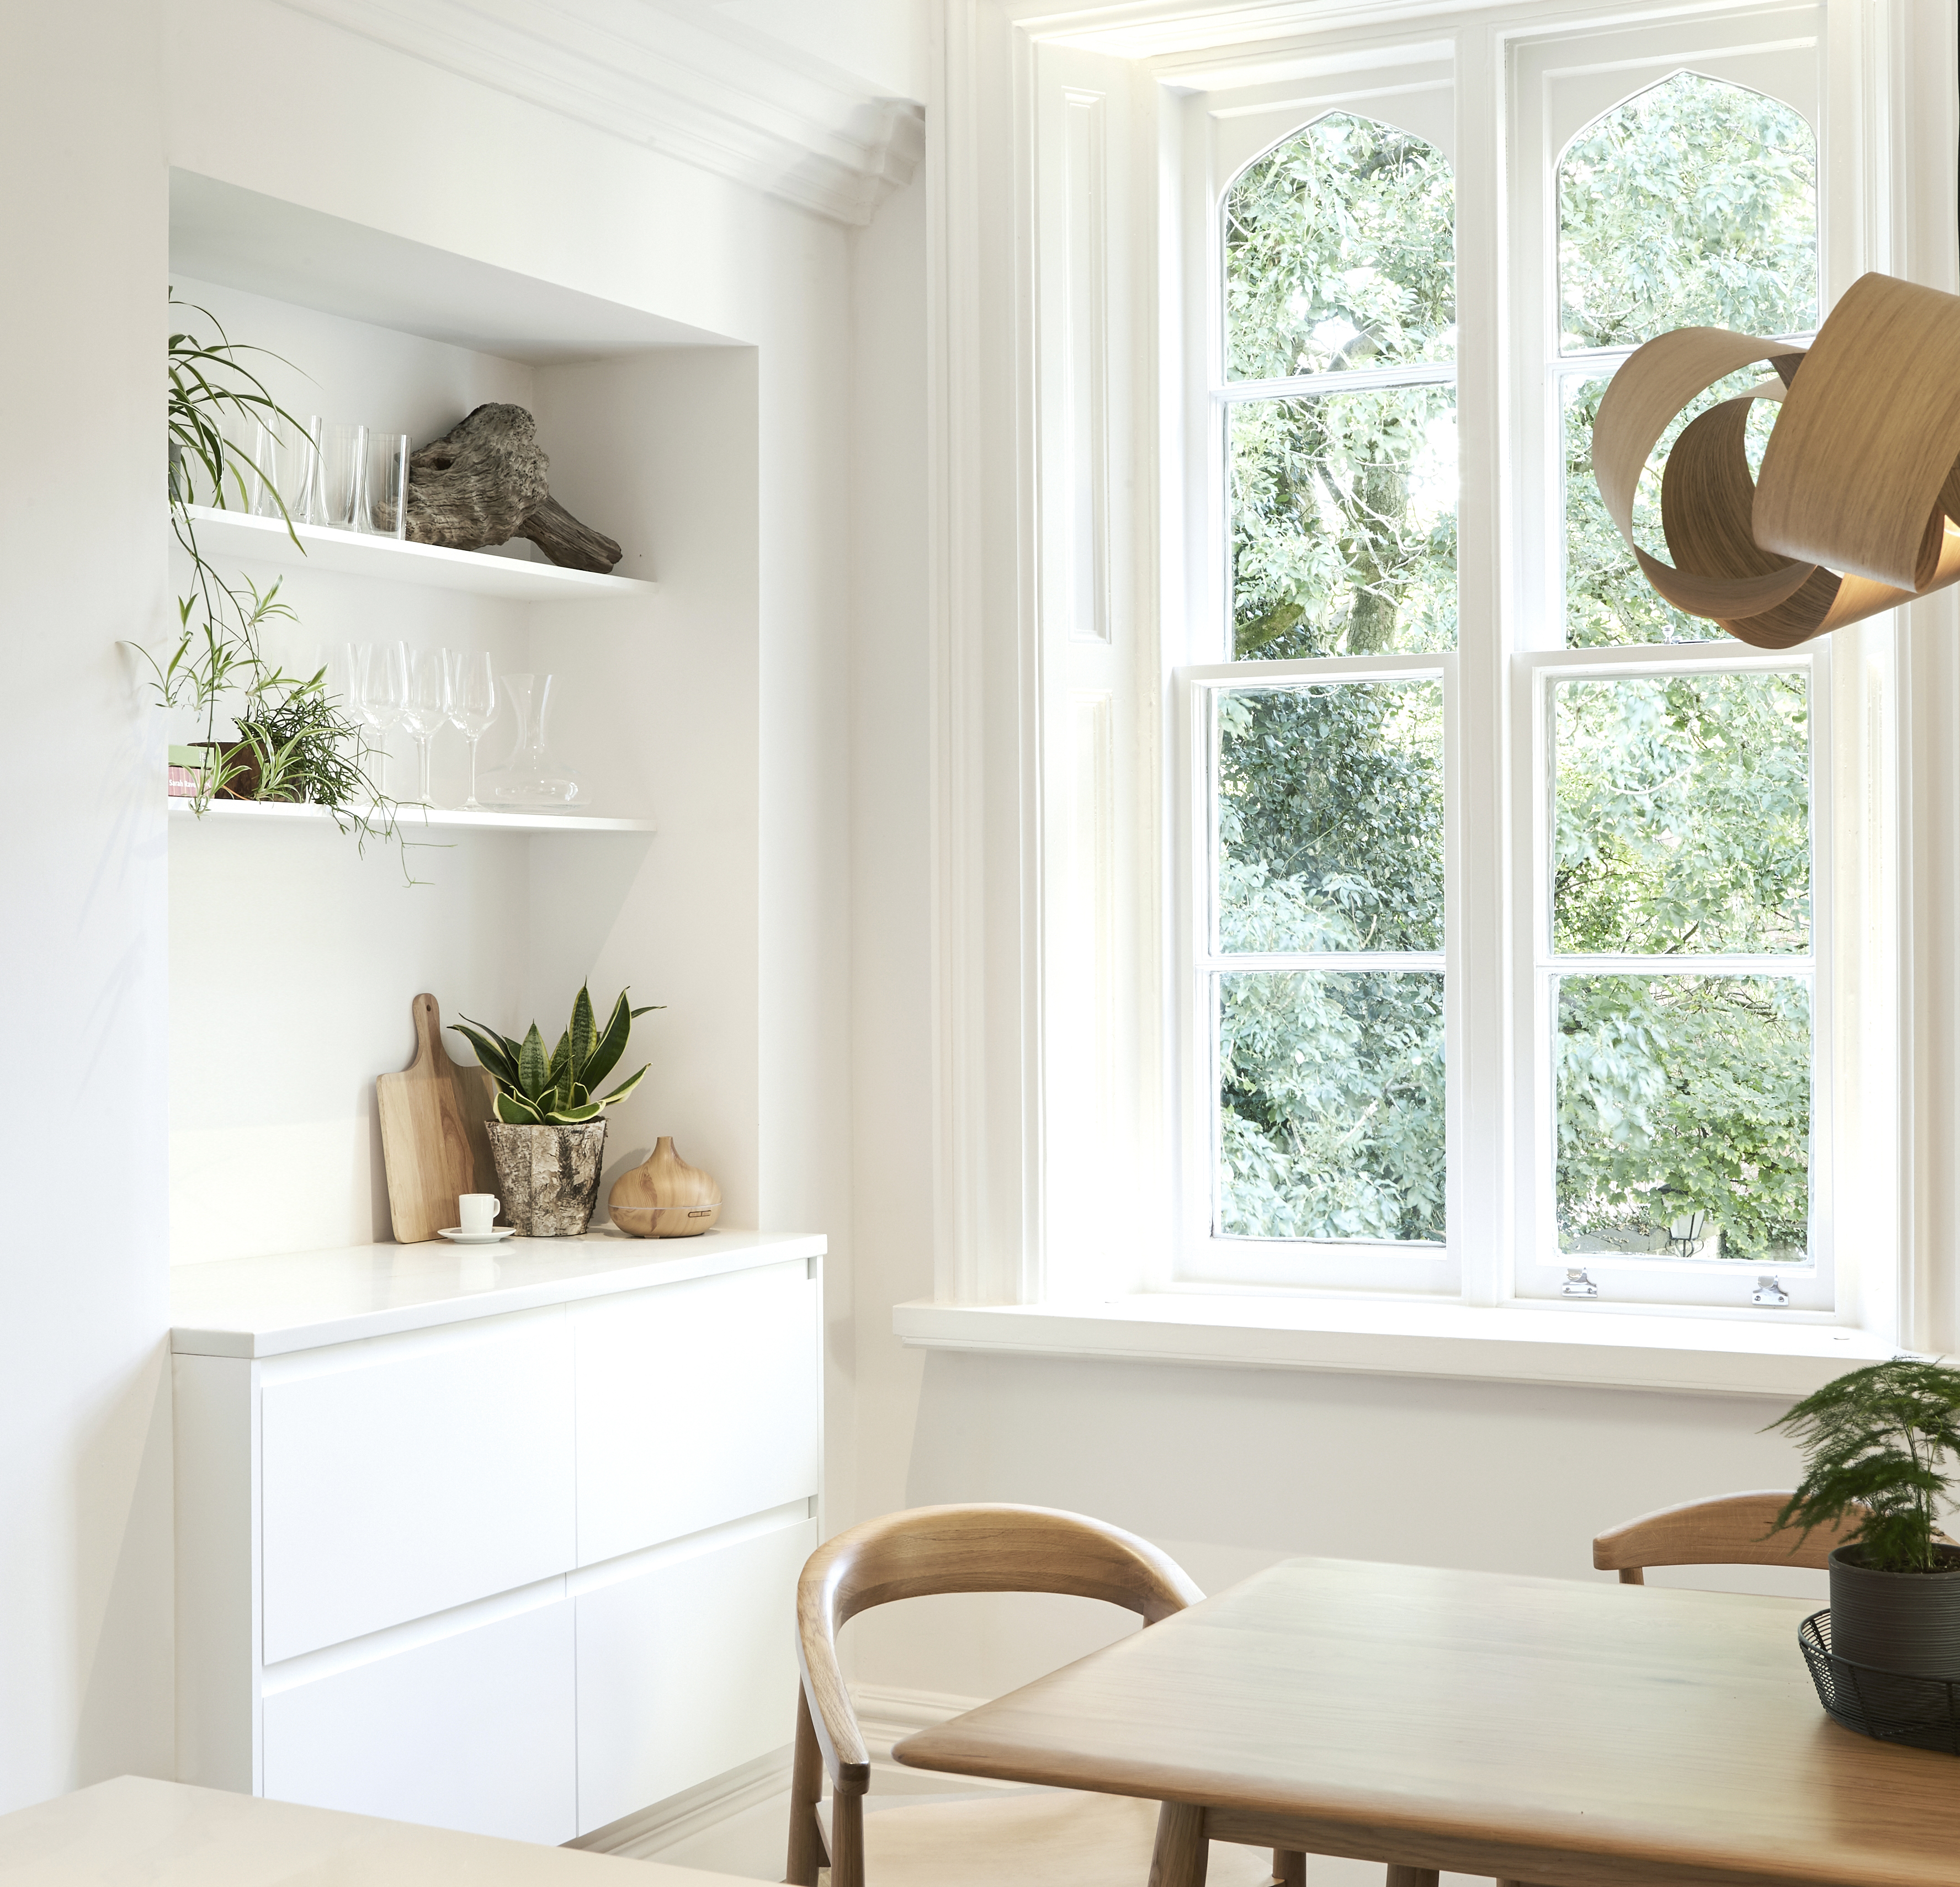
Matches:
[[1771, 1357, 1960, 1682], [450, 986, 657, 1236]]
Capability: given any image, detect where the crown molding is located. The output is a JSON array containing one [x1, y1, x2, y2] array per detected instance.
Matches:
[[275, 0, 925, 226]]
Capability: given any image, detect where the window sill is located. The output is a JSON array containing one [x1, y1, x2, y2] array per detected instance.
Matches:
[[891, 1294, 1894, 1397]]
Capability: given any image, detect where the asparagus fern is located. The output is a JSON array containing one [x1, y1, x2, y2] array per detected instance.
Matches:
[[452, 985, 661, 1125], [1770, 1357, 1960, 1574]]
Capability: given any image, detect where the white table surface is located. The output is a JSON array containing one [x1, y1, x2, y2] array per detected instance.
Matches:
[[169, 1226, 826, 1357], [0, 1777, 750, 1885]]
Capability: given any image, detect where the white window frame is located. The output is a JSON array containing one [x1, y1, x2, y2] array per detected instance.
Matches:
[[918, 0, 1956, 1369]]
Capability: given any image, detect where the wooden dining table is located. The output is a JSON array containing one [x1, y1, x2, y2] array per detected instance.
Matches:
[[889, 1557, 1960, 1887]]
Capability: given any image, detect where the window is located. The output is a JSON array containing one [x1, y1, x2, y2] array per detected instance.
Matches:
[[1171, 12, 1846, 1313]]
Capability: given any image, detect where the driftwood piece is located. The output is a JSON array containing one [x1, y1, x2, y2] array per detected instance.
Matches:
[[1592, 272, 1960, 650], [405, 403, 623, 573]]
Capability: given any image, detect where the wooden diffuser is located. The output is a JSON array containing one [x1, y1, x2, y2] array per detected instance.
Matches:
[[1593, 270, 1960, 649], [608, 1135, 723, 1238]]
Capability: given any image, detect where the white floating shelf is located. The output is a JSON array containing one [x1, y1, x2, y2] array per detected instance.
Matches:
[[179, 504, 657, 602], [168, 798, 656, 833]]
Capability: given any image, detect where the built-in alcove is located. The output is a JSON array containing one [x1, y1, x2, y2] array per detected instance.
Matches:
[[165, 171, 763, 1263]]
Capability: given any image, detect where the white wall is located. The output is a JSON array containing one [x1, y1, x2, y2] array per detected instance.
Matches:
[[0, 0, 176, 1811]]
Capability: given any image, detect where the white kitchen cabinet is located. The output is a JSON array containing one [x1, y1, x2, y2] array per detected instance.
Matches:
[[173, 1229, 824, 1842], [261, 1310, 576, 1663], [263, 1599, 578, 1844], [575, 1263, 820, 1565], [573, 1511, 816, 1835]]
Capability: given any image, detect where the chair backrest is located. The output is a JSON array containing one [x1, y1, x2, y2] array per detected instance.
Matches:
[[784, 1505, 1202, 1887], [1591, 1489, 1867, 1584]]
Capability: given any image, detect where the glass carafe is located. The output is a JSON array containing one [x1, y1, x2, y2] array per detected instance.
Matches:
[[477, 673, 582, 809]]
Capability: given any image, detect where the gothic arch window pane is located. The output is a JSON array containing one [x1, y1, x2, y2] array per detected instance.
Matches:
[[1224, 112, 1456, 381], [1558, 72, 1817, 354]]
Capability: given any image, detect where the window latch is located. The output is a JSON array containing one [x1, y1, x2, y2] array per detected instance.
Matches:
[[1752, 1273, 1791, 1307], [1561, 1267, 1600, 1298]]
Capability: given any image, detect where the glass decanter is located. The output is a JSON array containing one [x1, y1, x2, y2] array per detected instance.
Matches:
[[477, 673, 583, 809]]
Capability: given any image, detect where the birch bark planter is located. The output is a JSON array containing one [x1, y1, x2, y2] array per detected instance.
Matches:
[[485, 1118, 608, 1236], [608, 1136, 722, 1237], [1828, 1545, 1960, 1700]]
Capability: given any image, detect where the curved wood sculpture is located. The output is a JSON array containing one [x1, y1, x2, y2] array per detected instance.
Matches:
[[1593, 270, 1960, 649]]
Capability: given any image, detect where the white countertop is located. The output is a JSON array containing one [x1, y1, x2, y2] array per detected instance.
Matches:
[[170, 1225, 826, 1357]]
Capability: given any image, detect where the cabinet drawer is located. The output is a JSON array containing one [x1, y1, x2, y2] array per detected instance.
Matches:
[[263, 1599, 576, 1845], [574, 1514, 815, 1834], [261, 1311, 575, 1663], [573, 1262, 819, 1565]]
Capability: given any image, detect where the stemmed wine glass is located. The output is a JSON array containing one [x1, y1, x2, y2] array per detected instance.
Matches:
[[443, 650, 497, 809], [399, 647, 452, 807], [355, 640, 407, 796]]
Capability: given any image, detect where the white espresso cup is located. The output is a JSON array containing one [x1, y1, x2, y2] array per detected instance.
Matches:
[[459, 1193, 500, 1235]]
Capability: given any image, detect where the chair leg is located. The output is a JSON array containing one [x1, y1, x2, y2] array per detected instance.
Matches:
[[1384, 1871, 1438, 1887], [1271, 1853, 1306, 1887], [1149, 1802, 1211, 1887], [829, 1789, 865, 1887], [784, 1686, 828, 1886]]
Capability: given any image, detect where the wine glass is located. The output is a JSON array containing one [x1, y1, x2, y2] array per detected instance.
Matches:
[[356, 640, 407, 795], [398, 647, 452, 807], [443, 650, 497, 809]]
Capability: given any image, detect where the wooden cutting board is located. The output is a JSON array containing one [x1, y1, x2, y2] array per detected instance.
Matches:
[[376, 993, 499, 1244]]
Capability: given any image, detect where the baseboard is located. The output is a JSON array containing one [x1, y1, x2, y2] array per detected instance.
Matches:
[[570, 1683, 1019, 1859], [569, 1744, 795, 1859]]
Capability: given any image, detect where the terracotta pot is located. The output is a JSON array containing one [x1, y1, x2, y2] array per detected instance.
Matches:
[[1829, 1543, 1960, 1689], [486, 1118, 609, 1236], [608, 1135, 722, 1238]]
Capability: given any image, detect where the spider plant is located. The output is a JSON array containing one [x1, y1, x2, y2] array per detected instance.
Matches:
[[451, 986, 660, 1125], [133, 295, 417, 870]]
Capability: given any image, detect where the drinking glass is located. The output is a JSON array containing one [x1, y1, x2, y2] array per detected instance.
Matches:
[[246, 418, 285, 518], [399, 647, 452, 807], [318, 423, 369, 530], [443, 650, 497, 808], [293, 416, 325, 524], [363, 431, 411, 539], [356, 640, 407, 793]]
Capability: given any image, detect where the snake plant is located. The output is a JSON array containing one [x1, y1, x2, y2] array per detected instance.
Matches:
[[452, 985, 658, 1125]]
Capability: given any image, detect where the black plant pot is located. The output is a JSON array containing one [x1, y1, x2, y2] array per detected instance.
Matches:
[[1829, 1545, 1960, 1688]]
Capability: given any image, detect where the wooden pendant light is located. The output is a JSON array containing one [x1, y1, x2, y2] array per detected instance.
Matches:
[[1592, 271, 1960, 650]]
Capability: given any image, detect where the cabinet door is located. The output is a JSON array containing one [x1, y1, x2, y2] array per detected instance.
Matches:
[[574, 1514, 815, 1836], [261, 1310, 575, 1663], [574, 1262, 819, 1566], [263, 1599, 576, 1845]]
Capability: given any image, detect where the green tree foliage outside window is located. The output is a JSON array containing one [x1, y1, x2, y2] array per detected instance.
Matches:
[[1225, 114, 1457, 663], [1558, 71, 1817, 353], [1214, 683, 1446, 1243], [1559, 73, 1817, 650], [1553, 673, 1813, 1262]]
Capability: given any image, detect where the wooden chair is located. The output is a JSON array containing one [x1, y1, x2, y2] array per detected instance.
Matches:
[[784, 1504, 1290, 1887], [1590, 1488, 1871, 1583]]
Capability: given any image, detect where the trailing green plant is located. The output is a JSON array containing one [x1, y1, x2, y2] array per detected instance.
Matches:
[[452, 986, 661, 1125], [131, 295, 414, 867], [1770, 1358, 1960, 1575]]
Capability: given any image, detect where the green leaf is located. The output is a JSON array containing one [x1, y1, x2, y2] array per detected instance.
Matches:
[[542, 1100, 603, 1124], [597, 1062, 651, 1109], [517, 1024, 552, 1101], [582, 990, 637, 1093], [450, 1020, 520, 1087], [547, 1028, 573, 1096], [569, 985, 596, 1081], [495, 1089, 544, 1125]]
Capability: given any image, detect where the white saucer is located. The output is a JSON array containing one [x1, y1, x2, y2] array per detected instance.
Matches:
[[438, 1226, 517, 1244]]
